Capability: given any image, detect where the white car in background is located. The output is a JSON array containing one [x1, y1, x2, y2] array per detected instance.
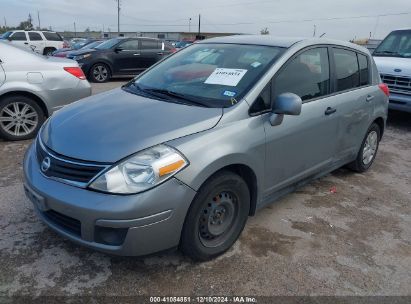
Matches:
[[1, 30, 66, 56], [0, 42, 91, 141]]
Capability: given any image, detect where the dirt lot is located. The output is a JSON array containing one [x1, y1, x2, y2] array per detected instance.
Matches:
[[0, 81, 410, 298]]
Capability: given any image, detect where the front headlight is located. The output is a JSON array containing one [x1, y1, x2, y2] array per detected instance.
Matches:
[[88, 145, 188, 194], [74, 53, 91, 61]]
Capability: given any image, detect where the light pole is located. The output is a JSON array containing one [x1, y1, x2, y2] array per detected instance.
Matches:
[[189, 18, 192, 33], [115, 0, 121, 36]]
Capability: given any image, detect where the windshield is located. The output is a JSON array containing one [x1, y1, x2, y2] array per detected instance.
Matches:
[[81, 40, 102, 49], [0, 32, 12, 39], [72, 42, 87, 50], [124, 43, 284, 108], [374, 30, 411, 58], [176, 41, 192, 48], [95, 38, 122, 50]]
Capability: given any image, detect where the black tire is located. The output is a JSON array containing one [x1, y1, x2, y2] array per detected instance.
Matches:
[[0, 95, 45, 141], [89, 63, 111, 83], [347, 123, 381, 173], [43, 47, 56, 56], [180, 171, 250, 261]]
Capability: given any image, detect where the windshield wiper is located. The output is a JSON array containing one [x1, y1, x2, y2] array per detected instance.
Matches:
[[143, 88, 210, 107], [374, 50, 399, 56]]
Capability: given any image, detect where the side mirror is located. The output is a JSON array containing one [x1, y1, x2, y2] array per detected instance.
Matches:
[[269, 93, 302, 126], [114, 46, 123, 52], [272, 93, 302, 115], [7, 37, 12, 41]]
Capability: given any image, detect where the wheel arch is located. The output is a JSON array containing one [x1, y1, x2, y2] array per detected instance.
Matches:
[[0, 90, 49, 117], [186, 162, 259, 217], [373, 117, 385, 139]]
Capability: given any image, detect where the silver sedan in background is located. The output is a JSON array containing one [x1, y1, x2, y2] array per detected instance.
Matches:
[[0, 42, 91, 140]]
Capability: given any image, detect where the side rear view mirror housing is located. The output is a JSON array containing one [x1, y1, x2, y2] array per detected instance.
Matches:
[[272, 93, 302, 115], [114, 47, 123, 52], [269, 93, 302, 126]]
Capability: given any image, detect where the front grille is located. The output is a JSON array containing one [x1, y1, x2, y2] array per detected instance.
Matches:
[[44, 209, 81, 237], [381, 74, 411, 95], [36, 138, 108, 185]]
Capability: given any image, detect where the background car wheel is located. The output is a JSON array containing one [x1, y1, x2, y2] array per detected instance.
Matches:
[[0, 95, 45, 141], [347, 123, 381, 173], [180, 170, 250, 261], [43, 47, 56, 56], [89, 63, 110, 83]]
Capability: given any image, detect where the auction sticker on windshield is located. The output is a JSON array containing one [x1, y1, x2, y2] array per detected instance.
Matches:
[[205, 68, 247, 86]]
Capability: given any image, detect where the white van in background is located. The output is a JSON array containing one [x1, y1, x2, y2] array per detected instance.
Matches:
[[373, 29, 411, 113]]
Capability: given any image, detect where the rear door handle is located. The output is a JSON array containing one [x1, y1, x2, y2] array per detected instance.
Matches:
[[157, 52, 164, 55], [133, 53, 140, 56], [366, 95, 375, 102], [325, 107, 337, 115], [24, 42, 29, 45]]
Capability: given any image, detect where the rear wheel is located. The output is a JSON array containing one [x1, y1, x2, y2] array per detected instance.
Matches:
[[89, 63, 110, 83], [43, 47, 56, 56], [0, 95, 45, 141], [347, 123, 381, 172], [180, 171, 250, 261]]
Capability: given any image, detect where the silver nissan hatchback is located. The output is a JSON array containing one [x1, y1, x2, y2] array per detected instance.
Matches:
[[23, 36, 389, 261]]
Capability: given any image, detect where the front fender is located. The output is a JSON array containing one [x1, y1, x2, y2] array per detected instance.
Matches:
[[168, 115, 266, 199]]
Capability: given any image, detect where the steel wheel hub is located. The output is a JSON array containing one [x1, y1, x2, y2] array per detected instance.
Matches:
[[199, 191, 236, 245], [0, 102, 38, 137], [363, 130, 378, 165]]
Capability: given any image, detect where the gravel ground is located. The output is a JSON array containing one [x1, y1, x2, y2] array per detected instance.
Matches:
[[0, 81, 410, 298]]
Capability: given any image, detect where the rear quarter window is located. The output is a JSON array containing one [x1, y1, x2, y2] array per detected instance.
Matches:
[[42, 32, 63, 41], [358, 54, 370, 86]]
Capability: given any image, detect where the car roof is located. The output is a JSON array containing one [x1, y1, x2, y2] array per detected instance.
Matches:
[[199, 35, 303, 47], [199, 35, 369, 53]]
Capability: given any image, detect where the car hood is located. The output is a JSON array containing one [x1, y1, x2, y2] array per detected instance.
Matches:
[[41, 88, 223, 163], [373, 56, 411, 77], [69, 48, 97, 56]]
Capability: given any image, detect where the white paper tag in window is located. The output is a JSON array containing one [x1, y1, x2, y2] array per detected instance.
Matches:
[[205, 68, 247, 87]]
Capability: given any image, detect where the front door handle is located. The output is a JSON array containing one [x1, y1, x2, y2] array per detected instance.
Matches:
[[133, 53, 140, 56], [366, 95, 375, 102], [24, 42, 29, 45], [325, 107, 337, 115]]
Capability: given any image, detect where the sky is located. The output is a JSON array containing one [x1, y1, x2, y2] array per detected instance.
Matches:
[[1, 0, 410, 40]]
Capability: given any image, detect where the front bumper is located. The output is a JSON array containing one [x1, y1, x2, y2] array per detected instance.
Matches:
[[23, 143, 197, 256], [388, 93, 411, 113]]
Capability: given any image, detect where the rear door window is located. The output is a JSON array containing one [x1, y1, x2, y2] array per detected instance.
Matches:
[[119, 40, 139, 51], [28, 32, 43, 41], [140, 39, 160, 50], [10, 32, 27, 41], [273, 47, 330, 102], [333, 48, 360, 91], [358, 54, 369, 86]]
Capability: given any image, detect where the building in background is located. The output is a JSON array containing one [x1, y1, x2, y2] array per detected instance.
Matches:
[[58, 31, 240, 42]]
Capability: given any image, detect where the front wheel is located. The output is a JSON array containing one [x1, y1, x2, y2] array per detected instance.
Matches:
[[347, 123, 381, 172], [89, 63, 110, 83], [180, 171, 250, 261]]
